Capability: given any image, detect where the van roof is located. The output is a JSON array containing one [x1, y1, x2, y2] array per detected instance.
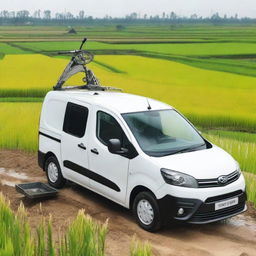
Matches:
[[47, 90, 172, 114]]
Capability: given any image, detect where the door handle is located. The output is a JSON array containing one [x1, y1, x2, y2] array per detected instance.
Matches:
[[78, 143, 86, 150], [91, 148, 99, 155]]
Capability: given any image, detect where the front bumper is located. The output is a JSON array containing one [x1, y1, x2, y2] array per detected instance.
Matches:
[[158, 189, 247, 224]]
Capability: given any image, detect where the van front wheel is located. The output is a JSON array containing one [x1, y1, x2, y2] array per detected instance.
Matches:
[[133, 191, 162, 232], [45, 156, 66, 188]]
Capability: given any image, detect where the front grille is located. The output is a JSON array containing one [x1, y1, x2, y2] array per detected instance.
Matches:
[[197, 170, 240, 188], [190, 202, 245, 223]]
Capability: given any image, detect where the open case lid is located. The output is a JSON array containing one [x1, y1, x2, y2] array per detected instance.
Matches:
[[53, 38, 121, 92]]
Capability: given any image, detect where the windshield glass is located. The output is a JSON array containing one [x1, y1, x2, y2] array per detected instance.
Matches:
[[122, 109, 206, 157]]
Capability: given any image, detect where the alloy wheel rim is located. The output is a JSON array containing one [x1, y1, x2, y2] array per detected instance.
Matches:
[[137, 199, 154, 225], [48, 162, 58, 183]]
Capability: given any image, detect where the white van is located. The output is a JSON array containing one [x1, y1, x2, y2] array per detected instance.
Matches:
[[38, 90, 247, 231]]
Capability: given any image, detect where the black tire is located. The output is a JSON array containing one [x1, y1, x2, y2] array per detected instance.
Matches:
[[44, 156, 66, 188], [133, 191, 162, 232]]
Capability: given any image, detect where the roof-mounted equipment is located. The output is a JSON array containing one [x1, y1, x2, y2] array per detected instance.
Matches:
[[53, 38, 121, 92]]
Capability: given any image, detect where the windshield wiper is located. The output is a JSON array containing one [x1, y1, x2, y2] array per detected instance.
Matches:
[[172, 143, 206, 155], [156, 143, 206, 157]]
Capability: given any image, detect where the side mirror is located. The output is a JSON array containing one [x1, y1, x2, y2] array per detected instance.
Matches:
[[108, 139, 127, 155]]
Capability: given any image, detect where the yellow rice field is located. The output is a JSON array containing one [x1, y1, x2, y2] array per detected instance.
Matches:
[[0, 103, 41, 151], [0, 54, 256, 131]]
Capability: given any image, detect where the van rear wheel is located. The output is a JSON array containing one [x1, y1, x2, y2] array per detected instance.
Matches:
[[133, 191, 162, 232], [45, 156, 66, 188]]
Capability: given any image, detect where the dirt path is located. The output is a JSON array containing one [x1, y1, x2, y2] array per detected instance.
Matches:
[[0, 149, 256, 256]]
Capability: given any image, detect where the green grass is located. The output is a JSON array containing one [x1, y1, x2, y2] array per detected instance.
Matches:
[[0, 97, 43, 102], [204, 129, 256, 143], [0, 89, 48, 97], [12, 41, 256, 55], [0, 43, 29, 54], [4, 25, 256, 41], [146, 54, 256, 78]]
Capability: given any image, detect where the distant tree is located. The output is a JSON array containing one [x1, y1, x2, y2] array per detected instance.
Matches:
[[211, 12, 221, 20], [162, 12, 166, 19], [130, 12, 138, 19], [79, 10, 85, 19], [9, 11, 15, 18], [190, 14, 198, 19], [66, 12, 74, 19], [16, 10, 29, 18], [170, 12, 177, 20], [43, 10, 51, 19], [143, 14, 147, 19], [0, 10, 9, 18]]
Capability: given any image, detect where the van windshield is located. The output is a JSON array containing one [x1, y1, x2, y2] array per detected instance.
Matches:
[[122, 109, 206, 157]]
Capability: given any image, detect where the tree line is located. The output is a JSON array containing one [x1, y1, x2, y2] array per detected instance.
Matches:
[[0, 10, 255, 25]]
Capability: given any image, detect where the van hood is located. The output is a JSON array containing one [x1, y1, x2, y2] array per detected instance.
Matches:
[[152, 145, 237, 179]]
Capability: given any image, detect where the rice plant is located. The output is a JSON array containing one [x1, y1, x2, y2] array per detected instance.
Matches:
[[244, 173, 256, 207], [130, 237, 152, 256], [0, 193, 34, 256], [59, 210, 108, 256]]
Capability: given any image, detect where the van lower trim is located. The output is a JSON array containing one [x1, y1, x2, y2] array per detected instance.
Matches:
[[39, 132, 61, 143], [63, 160, 121, 192], [38, 151, 45, 169]]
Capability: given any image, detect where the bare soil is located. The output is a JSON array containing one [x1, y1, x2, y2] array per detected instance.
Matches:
[[0, 149, 256, 256]]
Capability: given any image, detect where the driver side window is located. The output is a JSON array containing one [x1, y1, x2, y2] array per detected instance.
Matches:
[[97, 111, 128, 147]]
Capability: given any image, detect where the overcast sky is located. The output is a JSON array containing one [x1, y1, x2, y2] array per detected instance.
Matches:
[[1, 0, 256, 18]]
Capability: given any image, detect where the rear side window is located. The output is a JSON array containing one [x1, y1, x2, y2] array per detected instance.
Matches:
[[97, 111, 128, 147], [63, 102, 88, 138]]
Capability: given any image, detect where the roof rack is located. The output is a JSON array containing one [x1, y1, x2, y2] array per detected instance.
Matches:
[[53, 38, 122, 92]]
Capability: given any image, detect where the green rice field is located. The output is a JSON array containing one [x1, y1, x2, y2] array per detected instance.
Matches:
[[0, 24, 255, 206]]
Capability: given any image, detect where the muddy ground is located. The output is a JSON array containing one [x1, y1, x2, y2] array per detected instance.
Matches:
[[0, 149, 256, 256]]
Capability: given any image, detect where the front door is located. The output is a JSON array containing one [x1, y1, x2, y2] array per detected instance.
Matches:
[[88, 109, 130, 204], [61, 101, 91, 187]]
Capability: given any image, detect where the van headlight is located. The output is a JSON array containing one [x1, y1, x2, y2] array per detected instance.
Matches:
[[161, 168, 198, 188], [236, 162, 241, 177]]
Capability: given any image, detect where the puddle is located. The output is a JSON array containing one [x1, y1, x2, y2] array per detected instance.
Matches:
[[0, 168, 29, 180], [0, 167, 31, 187], [0, 180, 17, 187], [225, 214, 256, 231]]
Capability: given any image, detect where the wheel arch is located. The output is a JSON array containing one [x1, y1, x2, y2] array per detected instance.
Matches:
[[43, 151, 58, 171], [129, 185, 156, 209]]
